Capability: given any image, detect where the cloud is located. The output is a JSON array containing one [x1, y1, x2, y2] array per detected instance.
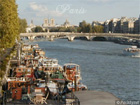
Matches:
[[29, 2, 63, 17]]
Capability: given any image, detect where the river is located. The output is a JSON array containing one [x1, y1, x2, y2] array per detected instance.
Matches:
[[31, 39, 140, 101]]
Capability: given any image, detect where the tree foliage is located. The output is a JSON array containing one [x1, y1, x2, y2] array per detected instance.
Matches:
[[78, 21, 92, 33], [49, 27, 77, 32], [93, 25, 104, 33], [32, 26, 43, 32], [19, 18, 27, 33], [0, 0, 19, 49]]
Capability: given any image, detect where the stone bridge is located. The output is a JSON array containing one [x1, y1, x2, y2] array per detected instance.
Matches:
[[20, 32, 140, 41]]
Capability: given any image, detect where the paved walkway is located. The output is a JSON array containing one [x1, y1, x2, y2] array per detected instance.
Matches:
[[74, 90, 126, 105]]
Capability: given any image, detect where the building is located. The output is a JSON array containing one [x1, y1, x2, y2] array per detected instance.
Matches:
[[63, 19, 71, 28], [119, 17, 128, 33], [122, 17, 138, 33], [42, 18, 55, 28], [92, 21, 104, 27], [26, 20, 36, 33], [123, 20, 134, 33], [104, 20, 110, 33], [134, 16, 140, 34], [108, 18, 120, 33]]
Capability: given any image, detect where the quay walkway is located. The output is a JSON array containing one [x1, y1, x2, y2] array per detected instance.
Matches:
[[74, 90, 126, 105]]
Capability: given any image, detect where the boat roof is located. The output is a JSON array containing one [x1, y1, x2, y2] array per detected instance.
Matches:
[[43, 58, 58, 62], [64, 63, 79, 66]]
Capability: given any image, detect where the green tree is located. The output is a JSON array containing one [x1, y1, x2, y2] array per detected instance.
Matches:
[[93, 25, 104, 33], [65, 27, 77, 32], [78, 21, 92, 33], [0, 0, 19, 49], [79, 20, 87, 32], [58, 27, 66, 32], [50, 28, 58, 32], [19, 18, 27, 33], [32, 26, 43, 32], [85, 24, 92, 33]]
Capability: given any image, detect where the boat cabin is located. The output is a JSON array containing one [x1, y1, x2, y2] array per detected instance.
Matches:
[[31, 44, 39, 49], [34, 48, 45, 56], [22, 44, 31, 51], [42, 58, 58, 67], [63, 63, 81, 81], [15, 66, 34, 78], [24, 58, 39, 67]]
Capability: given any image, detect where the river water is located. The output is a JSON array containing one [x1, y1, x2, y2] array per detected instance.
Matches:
[[31, 39, 140, 101]]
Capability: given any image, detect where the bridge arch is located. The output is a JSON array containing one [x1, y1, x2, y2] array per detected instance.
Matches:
[[92, 36, 107, 41], [67, 36, 95, 41]]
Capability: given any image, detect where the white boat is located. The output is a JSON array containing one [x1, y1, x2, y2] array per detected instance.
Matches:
[[67, 82, 87, 91], [123, 46, 140, 57], [47, 81, 58, 95]]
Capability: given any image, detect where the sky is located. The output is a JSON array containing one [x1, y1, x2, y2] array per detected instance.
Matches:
[[16, 0, 140, 26]]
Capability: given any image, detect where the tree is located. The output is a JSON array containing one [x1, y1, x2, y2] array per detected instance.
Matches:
[[65, 27, 77, 32], [32, 26, 43, 32], [93, 25, 104, 33], [85, 24, 92, 33], [50, 28, 59, 32], [0, 0, 19, 49], [19, 18, 27, 33], [58, 27, 66, 32], [78, 21, 93, 33], [79, 20, 87, 32]]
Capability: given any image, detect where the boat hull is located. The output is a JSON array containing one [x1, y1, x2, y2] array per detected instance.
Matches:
[[123, 50, 140, 57]]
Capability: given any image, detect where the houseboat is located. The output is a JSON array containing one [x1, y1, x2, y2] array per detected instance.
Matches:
[[63, 63, 87, 91], [63, 63, 81, 82]]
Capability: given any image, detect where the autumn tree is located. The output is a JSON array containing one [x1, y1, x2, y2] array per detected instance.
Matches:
[[0, 0, 19, 49]]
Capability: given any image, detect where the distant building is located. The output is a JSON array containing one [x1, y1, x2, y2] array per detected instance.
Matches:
[[118, 17, 128, 33], [26, 20, 36, 33], [134, 16, 140, 34], [108, 18, 120, 33], [92, 21, 104, 27], [122, 17, 137, 33], [104, 20, 110, 33], [63, 19, 71, 28], [42, 18, 55, 28]]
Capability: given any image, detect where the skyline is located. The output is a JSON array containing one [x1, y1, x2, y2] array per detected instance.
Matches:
[[16, 0, 140, 25]]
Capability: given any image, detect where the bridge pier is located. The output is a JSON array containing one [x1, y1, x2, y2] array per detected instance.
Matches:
[[27, 36, 35, 41], [45, 35, 50, 40], [85, 36, 94, 41], [67, 36, 75, 41], [49, 35, 54, 41]]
